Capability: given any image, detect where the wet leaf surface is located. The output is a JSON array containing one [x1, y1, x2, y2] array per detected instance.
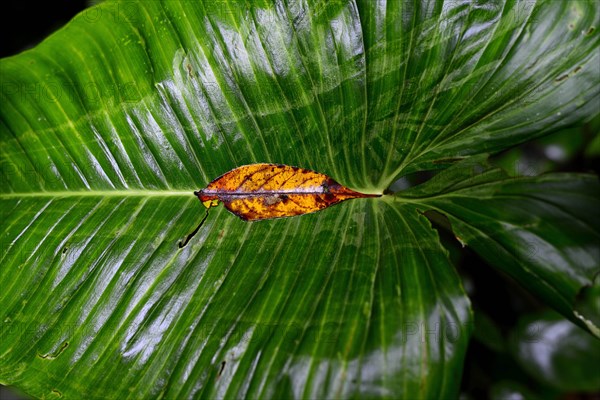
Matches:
[[400, 157, 600, 335], [1, 0, 598, 398]]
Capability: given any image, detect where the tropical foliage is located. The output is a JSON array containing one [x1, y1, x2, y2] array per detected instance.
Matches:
[[1, 1, 598, 398]]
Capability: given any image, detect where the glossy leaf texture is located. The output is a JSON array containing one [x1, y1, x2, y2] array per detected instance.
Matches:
[[399, 156, 600, 336], [1, 1, 598, 192], [196, 163, 380, 221], [0, 196, 471, 399], [0, 0, 599, 399], [509, 311, 600, 392], [358, 0, 599, 185]]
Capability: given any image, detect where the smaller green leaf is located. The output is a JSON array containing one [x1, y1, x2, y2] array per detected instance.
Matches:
[[397, 156, 600, 336], [509, 311, 600, 392], [573, 279, 600, 337]]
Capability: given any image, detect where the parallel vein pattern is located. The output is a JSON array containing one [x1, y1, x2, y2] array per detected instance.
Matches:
[[0, 197, 471, 399], [1, 1, 597, 399], [400, 160, 600, 335]]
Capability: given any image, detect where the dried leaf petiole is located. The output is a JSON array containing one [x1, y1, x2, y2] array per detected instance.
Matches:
[[178, 206, 210, 248]]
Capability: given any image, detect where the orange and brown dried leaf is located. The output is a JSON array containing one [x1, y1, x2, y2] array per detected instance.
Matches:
[[195, 163, 380, 221]]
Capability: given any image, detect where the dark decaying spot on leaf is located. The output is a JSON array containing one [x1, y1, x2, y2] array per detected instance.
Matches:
[[555, 74, 569, 82], [37, 341, 69, 360], [178, 163, 381, 247]]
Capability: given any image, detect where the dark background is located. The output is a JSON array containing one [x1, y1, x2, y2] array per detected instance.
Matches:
[[0, 1, 89, 58]]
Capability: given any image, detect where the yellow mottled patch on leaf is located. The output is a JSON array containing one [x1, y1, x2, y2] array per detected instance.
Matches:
[[194, 163, 380, 221]]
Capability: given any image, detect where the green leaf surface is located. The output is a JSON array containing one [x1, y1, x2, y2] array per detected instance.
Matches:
[[1, 1, 598, 191], [400, 157, 600, 335], [359, 0, 600, 183], [509, 311, 600, 392], [1, 0, 598, 398], [0, 196, 471, 398]]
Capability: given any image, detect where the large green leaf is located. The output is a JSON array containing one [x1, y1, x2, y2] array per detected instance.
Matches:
[[1, 0, 598, 398]]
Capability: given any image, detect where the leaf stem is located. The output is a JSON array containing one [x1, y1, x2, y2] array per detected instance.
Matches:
[[178, 208, 210, 248]]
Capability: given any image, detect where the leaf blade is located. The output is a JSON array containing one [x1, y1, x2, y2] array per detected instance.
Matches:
[[1, 0, 599, 398], [0, 196, 471, 399]]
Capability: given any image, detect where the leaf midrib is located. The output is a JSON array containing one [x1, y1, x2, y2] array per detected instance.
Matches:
[[0, 190, 193, 198]]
